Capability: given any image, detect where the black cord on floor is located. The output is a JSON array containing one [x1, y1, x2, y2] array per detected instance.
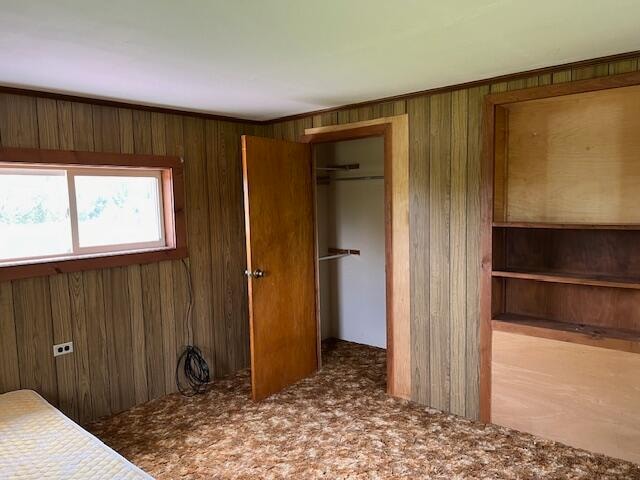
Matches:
[[176, 345, 210, 396], [176, 258, 211, 396]]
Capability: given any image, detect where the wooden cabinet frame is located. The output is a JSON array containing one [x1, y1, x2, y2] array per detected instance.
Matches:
[[479, 70, 640, 423]]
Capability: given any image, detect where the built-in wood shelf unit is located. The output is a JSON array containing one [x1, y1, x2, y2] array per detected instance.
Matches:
[[492, 314, 640, 354], [480, 71, 640, 463], [492, 270, 640, 290]]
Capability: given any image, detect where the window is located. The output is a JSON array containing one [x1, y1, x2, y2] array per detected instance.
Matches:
[[0, 168, 73, 262], [0, 147, 186, 280]]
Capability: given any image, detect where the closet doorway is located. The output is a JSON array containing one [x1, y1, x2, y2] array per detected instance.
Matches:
[[303, 117, 410, 400], [314, 137, 386, 351], [241, 116, 409, 402]]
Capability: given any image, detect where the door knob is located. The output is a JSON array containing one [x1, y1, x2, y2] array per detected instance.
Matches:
[[244, 269, 265, 278]]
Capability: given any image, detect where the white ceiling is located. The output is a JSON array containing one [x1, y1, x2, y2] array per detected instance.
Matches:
[[1, 1, 639, 121]]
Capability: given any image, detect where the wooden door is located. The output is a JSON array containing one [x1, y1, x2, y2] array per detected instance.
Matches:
[[241, 135, 318, 400]]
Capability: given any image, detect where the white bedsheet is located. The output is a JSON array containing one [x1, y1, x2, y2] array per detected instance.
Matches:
[[0, 389, 153, 479]]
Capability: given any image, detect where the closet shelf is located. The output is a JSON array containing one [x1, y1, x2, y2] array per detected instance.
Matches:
[[492, 313, 640, 354], [319, 253, 350, 261], [492, 221, 640, 230], [492, 269, 640, 290]]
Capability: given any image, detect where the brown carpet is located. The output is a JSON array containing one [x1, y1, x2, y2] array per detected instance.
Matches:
[[89, 340, 640, 479]]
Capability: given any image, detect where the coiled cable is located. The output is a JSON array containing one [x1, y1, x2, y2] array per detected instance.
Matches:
[[175, 258, 211, 396], [176, 345, 210, 396]]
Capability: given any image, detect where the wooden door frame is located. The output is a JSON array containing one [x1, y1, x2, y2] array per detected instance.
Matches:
[[301, 115, 411, 399], [479, 70, 640, 423]]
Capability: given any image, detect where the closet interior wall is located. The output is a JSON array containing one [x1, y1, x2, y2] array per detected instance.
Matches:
[[315, 137, 386, 349]]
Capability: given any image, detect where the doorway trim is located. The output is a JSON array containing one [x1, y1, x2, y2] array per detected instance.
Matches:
[[301, 115, 410, 400]]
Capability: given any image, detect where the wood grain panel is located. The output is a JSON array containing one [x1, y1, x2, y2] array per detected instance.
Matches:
[[126, 264, 148, 404], [0, 282, 19, 392], [312, 112, 338, 128], [0, 90, 252, 424], [204, 120, 228, 375], [49, 274, 77, 420], [428, 93, 452, 411], [183, 117, 215, 370], [450, 89, 468, 416], [209, 120, 251, 374], [505, 85, 640, 223], [141, 262, 165, 400], [83, 269, 111, 418], [164, 115, 191, 363], [103, 267, 135, 413], [492, 331, 640, 464], [464, 85, 488, 419], [572, 62, 609, 81], [407, 96, 430, 405], [68, 271, 93, 422], [13, 278, 58, 403], [609, 58, 638, 75]]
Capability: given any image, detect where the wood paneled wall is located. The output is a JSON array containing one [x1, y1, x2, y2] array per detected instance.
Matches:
[[268, 56, 640, 420], [0, 93, 265, 424], [1, 55, 638, 425]]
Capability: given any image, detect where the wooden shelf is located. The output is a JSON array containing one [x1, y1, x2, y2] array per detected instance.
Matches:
[[492, 313, 640, 354], [492, 269, 640, 290], [492, 221, 640, 230]]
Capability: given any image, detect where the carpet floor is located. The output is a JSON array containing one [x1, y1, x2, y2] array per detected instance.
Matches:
[[89, 340, 640, 479]]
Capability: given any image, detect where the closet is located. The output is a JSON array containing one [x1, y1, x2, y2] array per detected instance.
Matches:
[[482, 76, 640, 464], [314, 137, 387, 351]]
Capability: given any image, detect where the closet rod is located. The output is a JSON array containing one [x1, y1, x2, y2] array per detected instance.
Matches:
[[316, 163, 359, 171], [318, 253, 351, 261], [318, 175, 384, 183]]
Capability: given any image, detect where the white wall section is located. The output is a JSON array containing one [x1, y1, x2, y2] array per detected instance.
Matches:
[[316, 137, 386, 348]]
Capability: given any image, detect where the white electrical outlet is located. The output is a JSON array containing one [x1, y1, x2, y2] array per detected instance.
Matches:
[[53, 341, 74, 357]]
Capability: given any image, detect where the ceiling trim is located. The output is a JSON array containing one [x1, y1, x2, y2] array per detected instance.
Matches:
[[1, 49, 639, 126]]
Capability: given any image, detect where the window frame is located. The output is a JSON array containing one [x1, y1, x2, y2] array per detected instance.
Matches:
[[0, 147, 187, 281]]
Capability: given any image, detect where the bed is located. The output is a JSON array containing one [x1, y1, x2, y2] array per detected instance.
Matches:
[[0, 390, 153, 479]]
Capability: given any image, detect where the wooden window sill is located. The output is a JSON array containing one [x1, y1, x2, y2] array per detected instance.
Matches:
[[0, 246, 188, 282]]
